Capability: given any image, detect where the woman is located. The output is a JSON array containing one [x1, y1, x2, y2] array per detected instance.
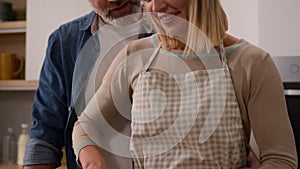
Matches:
[[73, 0, 297, 168]]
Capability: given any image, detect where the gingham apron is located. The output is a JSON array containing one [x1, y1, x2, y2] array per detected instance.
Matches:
[[130, 42, 247, 169]]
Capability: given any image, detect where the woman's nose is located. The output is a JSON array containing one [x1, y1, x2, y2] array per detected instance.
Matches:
[[152, 0, 167, 13]]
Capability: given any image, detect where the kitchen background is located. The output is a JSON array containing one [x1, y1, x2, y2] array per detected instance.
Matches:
[[0, 0, 299, 166], [0, 0, 91, 164]]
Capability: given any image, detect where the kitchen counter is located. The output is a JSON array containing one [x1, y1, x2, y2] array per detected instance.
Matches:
[[0, 165, 67, 169]]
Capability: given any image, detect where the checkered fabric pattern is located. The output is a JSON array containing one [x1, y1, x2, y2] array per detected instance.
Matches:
[[129, 46, 247, 168]]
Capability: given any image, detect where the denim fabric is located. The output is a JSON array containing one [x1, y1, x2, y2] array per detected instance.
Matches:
[[24, 11, 96, 168]]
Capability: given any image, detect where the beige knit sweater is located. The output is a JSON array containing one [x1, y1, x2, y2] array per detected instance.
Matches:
[[73, 35, 298, 169]]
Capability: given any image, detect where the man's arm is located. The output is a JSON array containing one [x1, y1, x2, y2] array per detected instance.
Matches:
[[23, 29, 67, 168]]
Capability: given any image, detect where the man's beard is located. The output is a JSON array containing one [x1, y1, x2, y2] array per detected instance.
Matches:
[[94, 0, 141, 26]]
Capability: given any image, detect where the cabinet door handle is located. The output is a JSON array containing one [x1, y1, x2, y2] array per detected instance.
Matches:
[[284, 89, 300, 96]]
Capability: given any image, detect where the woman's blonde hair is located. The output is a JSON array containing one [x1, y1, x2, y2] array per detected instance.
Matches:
[[188, 0, 228, 46], [152, 0, 228, 52]]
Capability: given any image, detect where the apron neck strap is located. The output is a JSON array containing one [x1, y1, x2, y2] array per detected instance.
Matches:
[[143, 40, 227, 72], [219, 40, 227, 66], [142, 42, 162, 72]]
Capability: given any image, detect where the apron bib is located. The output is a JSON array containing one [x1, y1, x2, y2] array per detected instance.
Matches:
[[130, 41, 247, 169]]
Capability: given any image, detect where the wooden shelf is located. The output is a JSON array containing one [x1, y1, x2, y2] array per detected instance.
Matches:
[[0, 165, 22, 169], [0, 21, 26, 33], [0, 20, 28, 91], [0, 80, 38, 91]]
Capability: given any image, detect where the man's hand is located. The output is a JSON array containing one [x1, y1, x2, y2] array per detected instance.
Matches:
[[23, 164, 55, 169], [79, 145, 108, 169], [240, 151, 260, 169]]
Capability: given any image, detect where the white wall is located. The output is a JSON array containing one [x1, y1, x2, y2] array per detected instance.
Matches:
[[79, 0, 92, 15], [221, 0, 259, 45], [26, 0, 92, 80], [221, 0, 300, 57], [26, 0, 300, 80], [27, 0, 260, 80], [258, 0, 300, 56]]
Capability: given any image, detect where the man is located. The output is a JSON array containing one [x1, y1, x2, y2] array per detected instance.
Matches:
[[23, 0, 141, 169]]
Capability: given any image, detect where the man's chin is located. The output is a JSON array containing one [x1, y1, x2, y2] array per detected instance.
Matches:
[[108, 12, 143, 27], [106, 5, 141, 26]]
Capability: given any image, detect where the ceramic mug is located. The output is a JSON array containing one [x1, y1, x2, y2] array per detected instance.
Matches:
[[0, 52, 24, 80]]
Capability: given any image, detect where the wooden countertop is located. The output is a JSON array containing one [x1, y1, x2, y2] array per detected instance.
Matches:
[[0, 165, 22, 169], [0, 165, 67, 169]]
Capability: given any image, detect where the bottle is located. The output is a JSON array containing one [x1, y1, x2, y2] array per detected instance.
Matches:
[[61, 147, 67, 166], [17, 123, 30, 165], [2, 127, 17, 164]]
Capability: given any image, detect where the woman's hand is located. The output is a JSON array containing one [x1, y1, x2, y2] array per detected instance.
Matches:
[[240, 151, 260, 169], [23, 164, 55, 169], [79, 145, 108, 169]]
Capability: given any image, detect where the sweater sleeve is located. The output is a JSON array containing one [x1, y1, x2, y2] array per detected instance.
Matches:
[[72, 120, 98, 164], [72, 44, 131, 162], [247, 54, 297, 169]]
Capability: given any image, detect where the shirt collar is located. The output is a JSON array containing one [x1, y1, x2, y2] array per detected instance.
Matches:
[[80, 11, 107, 35], [80, 11, 98, 32]]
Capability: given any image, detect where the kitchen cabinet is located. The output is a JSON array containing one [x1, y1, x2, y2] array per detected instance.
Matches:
[[0, 0, 35, 90], [0, 0, 91, 90], [0, 21, 38, 91], [0, 21, 26, 70]]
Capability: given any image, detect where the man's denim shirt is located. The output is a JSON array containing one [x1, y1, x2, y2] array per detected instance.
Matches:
[[24, 11, 97, 169]]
